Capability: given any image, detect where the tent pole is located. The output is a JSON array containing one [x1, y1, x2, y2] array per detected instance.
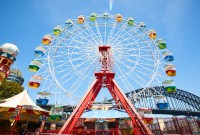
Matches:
[[23, 121, 29, 134]]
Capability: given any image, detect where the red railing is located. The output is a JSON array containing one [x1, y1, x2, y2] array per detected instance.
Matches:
[[24, 117, 200, 135], [71, 128, 120, 135], [149, 117, 200, 135]]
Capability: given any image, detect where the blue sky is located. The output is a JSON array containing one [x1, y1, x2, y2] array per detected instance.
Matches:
[[0, 0, 200, 102]]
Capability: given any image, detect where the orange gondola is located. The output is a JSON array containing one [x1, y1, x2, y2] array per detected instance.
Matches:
[[165, 64, 176, 76], [148, 29, 157, 39], [42, 34, 53, 45], [77, 15, 85, 24], [115, 14, 123, 22], [28, 75, 42, 89]]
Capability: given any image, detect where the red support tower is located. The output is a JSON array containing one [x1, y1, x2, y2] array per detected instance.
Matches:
[[59, 46, 153, 135]]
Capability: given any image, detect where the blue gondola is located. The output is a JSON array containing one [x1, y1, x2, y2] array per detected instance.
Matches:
[[138, 22, 146, 30], [156, 102, 169, 109], [163, 51, 174, 62], [36, 91, 50, 105], [65, 20, 73, 28], [36, 98, 49, 105], [155, 95, 169, 109], [103, 12, 110, 20], [34, 46, 46, 57]]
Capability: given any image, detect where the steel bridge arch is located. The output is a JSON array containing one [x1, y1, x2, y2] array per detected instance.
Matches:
[[108, 86, 200, 112], [39, 87, 200, 116]]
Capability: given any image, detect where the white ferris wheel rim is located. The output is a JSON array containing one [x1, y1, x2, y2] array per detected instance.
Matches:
[[32, 13, 173, 105]]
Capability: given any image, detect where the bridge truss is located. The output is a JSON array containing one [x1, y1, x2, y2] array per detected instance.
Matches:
[[109, 86, 200, 112]]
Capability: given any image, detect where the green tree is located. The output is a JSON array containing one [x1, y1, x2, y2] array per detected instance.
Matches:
[[0, 79, 24, 100]]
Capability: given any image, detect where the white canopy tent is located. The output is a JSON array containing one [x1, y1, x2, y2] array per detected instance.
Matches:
[[0, 90, 48, 113]]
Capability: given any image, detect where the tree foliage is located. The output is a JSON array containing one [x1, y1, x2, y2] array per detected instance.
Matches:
[[0, 79, 24, 100]]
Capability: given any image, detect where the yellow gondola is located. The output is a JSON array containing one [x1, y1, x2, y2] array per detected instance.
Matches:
[[115, 14, 123, 22], [77, 15, 85, 24], [148, 29, 157, 39], [28, 75, 43, 89], [165, 64, 176, 76], [42, 34, 53, 45]]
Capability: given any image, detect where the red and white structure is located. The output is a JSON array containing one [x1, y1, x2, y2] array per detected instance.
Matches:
[[59, 46, 153, 135]]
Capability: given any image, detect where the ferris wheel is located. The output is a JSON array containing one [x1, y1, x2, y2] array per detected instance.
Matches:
[[28, 12, 176, 108]]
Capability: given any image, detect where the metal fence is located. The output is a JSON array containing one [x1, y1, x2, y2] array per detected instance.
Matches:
[[149, 117, 200, 135], [4, 117, 199, 135]]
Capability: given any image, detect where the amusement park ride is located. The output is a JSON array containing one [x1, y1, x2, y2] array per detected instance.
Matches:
[[27, 12, 179, 134], [0, 43, 19, 85], [59, 46, 153, 134]]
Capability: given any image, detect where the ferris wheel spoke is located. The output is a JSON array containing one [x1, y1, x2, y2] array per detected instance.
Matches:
[[135, 64, 156, 75], [71, 58, 98, 79], [112, 40, 151, 49], [133, 68, 154, 78], [125, 57, 156, 67], [114, 63, 136, 91], [67, 31, 98, 48], [51, 54, 86, 66], [107, 23, 128, 45], [63, 27, 97, 48], [58, 57, 97, 82], [111, 33, 146, 49], [74, 24, 101, 46], [104, 20, 107, 45], [70, 75, 90, 94], [113, 31, 149, 47], [115, 61, 145, 87], [69, 59, 96, 74], [109, 26, 145, 46], [57, 60, 97, 89], [84, 21, 102, 45], [115, 58, 151, 85], [94, 20, 104, 44], [106, 22, 117, 45], [156, 73, 170, 81], [52, 49, 92, 60]]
